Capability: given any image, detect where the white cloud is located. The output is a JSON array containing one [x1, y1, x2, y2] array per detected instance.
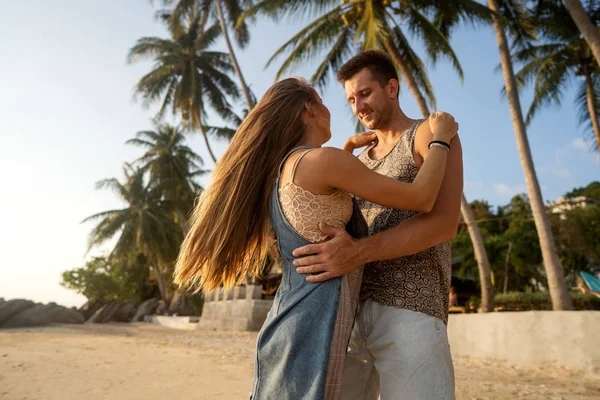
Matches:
[[494, 183, 527, 198], [571, 138, 590, 151]]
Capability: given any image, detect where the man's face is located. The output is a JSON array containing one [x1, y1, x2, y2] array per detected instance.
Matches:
[[343, 68, 396, 130]]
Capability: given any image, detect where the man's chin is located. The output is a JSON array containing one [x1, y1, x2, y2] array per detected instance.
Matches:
[[362, 120, 378, 130]]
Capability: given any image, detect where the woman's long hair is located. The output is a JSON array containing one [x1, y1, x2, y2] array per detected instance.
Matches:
[[174, 78, 319, 292]]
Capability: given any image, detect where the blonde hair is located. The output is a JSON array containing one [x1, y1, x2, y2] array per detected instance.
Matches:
[[174, 78, 319, 292]]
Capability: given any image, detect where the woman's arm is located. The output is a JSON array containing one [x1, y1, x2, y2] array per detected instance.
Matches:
[[299, 113, 458, 212]]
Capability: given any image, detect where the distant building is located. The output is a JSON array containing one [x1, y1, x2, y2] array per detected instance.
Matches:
[[550, 196, 591, 218]]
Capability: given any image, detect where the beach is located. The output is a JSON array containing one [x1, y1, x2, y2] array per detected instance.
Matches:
[[1, 323, 598, 400]]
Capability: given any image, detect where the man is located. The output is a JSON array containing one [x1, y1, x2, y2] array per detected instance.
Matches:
[[292, 50, 463, 399]]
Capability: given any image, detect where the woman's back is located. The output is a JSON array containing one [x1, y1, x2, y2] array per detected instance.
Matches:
[[279, 149, 353, 243]]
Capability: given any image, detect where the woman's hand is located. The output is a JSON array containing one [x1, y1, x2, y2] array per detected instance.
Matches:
[[428, 112, 458, 144], [342, 131, 377, 152]]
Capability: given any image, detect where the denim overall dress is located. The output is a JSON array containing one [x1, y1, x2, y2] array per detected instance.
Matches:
[[250, 146, 368, 400]]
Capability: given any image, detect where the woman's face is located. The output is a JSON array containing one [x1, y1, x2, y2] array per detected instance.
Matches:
[[310, 94, 332, 144]]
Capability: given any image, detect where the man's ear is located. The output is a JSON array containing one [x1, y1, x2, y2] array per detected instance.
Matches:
[[387, 78, 399, 98]]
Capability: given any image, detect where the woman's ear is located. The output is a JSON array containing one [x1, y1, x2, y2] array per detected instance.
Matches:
[[304, 102, 315, 118]]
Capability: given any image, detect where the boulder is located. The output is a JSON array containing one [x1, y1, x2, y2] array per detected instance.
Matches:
[[155, 300, 168, 316], [87, 301, 121, 324], [113, 301, 137, 322], [2, 304, 84, 328], [167, 292, 199, 316], [0, 299, 35, 326], [131, 298, 159, 322], [78, 300, 105, 320], [168, 292, 185, 315]]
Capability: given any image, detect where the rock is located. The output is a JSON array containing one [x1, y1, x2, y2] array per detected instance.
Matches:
[[78, 300, 105, 320], [2, 304, 84, 328], [155, 300, 168, 316], [167, 292, 197, 316], [87, 301, 121, 324], [131, 298, 159, 322], [0, 299, 35, 326], [168, 292, 185, 315], [113, 301, 137, 322]]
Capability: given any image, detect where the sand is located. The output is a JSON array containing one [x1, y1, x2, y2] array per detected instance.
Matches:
[[0, 323, 598, 400]]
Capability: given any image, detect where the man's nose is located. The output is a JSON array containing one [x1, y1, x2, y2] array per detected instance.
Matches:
[[356, 99, 368, 115]]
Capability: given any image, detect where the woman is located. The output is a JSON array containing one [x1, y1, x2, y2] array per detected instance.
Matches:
[[174, 78, 457, 399]]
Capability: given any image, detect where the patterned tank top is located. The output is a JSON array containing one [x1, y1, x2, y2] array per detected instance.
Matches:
[[356, 119, 452, 324]]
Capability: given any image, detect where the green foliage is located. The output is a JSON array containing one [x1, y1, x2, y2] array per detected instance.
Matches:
[[513, 1, 600, 149], [495, 291, 600, 311], [128, 8, 241, 130], [239, 0, 497, 108], [61, 255, 152, 302], [82, 165, 184, 265], [453, 184, 600, 293], [565, 181, 600, 200]]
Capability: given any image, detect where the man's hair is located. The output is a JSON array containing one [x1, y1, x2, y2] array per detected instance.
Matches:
[[336, 50, 399, 88]]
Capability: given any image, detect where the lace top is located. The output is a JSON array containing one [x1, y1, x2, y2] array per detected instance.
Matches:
[[278, 150, 353, 243]]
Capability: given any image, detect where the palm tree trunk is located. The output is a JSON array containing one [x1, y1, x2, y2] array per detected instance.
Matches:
[[488, 0, 573, 310], [584, 67, 600, 150], [383, 39, 431, 117], [461, 194, 495, 312], [564, 0, 600, 68], [384, 38, 495, 311], [197, 123, 218, 163], [153, 263, 170, 308], [216, 0, 255, 111], [503, 242, 512, 294], [176, 208, 190, 235]]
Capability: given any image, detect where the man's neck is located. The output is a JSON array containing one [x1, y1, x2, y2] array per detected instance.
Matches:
[[375, 108, 415, 145]]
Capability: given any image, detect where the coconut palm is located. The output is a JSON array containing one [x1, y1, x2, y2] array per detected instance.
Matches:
[[240, 0, 485, 114], [485, 0, 573, 309], [513, 1, 600, 150], [239, 0, 498, 311], [126, 123, 207, 232], [128, 11, 241, 163], [157, 0, 257, 112], [563, 0, 600, 68], [82, 165, 183, 305]]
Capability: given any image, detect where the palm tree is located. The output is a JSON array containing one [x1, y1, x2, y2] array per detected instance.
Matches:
[[82, 165, 183, 305], [514, 1, 600, 150], [128, 12, 241, 163], [563, 0, 600, 68], [157, 0, 257, 112], [240, 0, 497, 311], [486, 0, 573, 309], [241, 0, 476, 114], [126, 123, 207, 232], [460, 196, 495, 311]]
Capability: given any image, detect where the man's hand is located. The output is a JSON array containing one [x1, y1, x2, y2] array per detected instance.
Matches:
[[342, 132, 377, 153], [292, 223, 365, 282]]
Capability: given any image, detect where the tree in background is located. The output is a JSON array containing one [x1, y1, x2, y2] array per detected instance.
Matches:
[[128, 11, 241, 162]]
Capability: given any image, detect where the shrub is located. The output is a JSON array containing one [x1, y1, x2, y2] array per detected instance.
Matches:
[[494, 291, 600, 311]]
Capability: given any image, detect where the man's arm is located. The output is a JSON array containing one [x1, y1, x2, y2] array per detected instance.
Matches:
[[293, 124, 463, 282]]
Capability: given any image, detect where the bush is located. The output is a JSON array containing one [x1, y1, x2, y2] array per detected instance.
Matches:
[[495, 291, 600, 311], [61, 255, 151, 303]]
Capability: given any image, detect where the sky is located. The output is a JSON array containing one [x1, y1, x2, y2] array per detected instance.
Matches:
[[1, 1, 598, 308]]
